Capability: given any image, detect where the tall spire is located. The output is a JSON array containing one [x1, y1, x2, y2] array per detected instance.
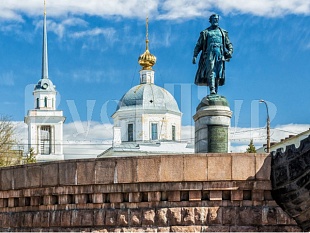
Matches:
[[138, 17, 156, 70], [41, 0, 48, 79]]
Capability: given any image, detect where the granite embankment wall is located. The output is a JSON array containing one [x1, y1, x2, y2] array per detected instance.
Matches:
[[0, 154, 301, 232]]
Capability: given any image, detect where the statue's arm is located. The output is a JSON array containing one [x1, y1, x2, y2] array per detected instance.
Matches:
[[192, 32, 204, 64], [225, 32, 233, 57]]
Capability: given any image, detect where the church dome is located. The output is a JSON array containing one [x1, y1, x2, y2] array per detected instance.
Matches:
[[138, 47, 156, 70], [116, 83, 181, 114]]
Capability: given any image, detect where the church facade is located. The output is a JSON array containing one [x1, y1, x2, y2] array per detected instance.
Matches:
[[24, 2, 65, 162]]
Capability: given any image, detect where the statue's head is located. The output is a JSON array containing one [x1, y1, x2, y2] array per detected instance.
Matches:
[[209, 14, 219, 27]]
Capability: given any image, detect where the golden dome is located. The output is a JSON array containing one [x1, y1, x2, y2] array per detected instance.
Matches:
[[138, 17, 156, 70]]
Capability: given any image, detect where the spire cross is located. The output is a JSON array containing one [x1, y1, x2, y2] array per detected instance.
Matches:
[[44, 0, 46, 15], [145, 16, 149, 51]]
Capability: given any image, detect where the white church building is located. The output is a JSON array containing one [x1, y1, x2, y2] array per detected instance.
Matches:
[[98, 18, 193, 157], [24, 3, 65, 162]]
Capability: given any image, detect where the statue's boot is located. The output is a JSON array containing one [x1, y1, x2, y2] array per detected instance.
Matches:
[[215, 78, 219, 94], [209, 77, 216, 94]]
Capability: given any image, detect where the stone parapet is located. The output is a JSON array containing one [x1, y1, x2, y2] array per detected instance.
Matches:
[[0, 153, 300, 231]]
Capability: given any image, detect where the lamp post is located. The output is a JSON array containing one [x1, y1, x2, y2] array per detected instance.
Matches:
[[259, 100, 270, 153]]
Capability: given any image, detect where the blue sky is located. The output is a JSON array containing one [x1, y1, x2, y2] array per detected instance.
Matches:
[[0, 0, 310, 152]]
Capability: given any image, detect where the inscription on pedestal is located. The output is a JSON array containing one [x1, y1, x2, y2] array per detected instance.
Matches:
[[208, 125, 228, 153]]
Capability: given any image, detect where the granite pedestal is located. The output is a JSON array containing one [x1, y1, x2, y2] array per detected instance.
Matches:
[[193, 95, 232, 153]]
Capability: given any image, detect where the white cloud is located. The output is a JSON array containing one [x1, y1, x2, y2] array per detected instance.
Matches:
[[70, 27, 116, 45], [11, 121, 310, 158], [0, 0, 309, 23], [181, 123, 310, 152]]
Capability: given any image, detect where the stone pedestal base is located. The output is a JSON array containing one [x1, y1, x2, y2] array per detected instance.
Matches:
[[193, 95, 232, 153]]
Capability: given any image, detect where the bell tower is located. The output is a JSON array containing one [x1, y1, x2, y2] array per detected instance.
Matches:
[[24, 0, 65, 162]]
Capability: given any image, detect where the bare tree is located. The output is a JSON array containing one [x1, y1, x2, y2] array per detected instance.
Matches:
[[0, 115, 22, 166]]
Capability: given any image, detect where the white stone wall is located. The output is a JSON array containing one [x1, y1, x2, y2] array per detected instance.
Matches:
[[33, 90, 56, 110], [113, 110, 181, 142]]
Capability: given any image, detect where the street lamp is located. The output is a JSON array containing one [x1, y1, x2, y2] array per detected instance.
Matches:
[[259, 99, 270, 153]]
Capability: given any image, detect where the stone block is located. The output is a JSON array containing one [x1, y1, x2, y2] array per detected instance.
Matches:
[[130, 209, 142, 226], [167, 208, 182, 225], [208, 155, 231, 180], [159, 156, 183, 182], [26, 165, 42, 188], [194, 207, 207, 225], [58, 195, 73, 205], [222, 207, 237, 225], [238, 207, 262, 226], [167, 191, 180, 202], [95, 159, 116, 184], [116, 158, 137, 183], [137, 157, 160, 182], [142, 209, 155, 226], [207, 207, 222, 225], [49, 211, 61, 227], [92, 193, 104, 203], [59, 162, 77, 185], [32, 212, 42, 228], [202, 226, 230, 232], [11, 212, 22, 228], [94, 209, 105, 226], [252, 190, 264, 201], [155, 208, 168, 226], [232, 154, 255, 180], [0, 213, 9, 228], [42, 163, 59, 186], [189, 190, 201, 201], [74, 194, 88, 204], [13, 167, 26, 189], [231, 190, 243, 201], [129, 192, 142, 202], [255, 154, 271, 180], [171, 226, 202, 232], [110, 193, 123, 203], [183, 207, 195, 225], [148, 191, 161, 202], [81, 210, 94, 226], [30, 196, 42, 206], [60, 210, 72, 227], [210, 190, 222, 201], [184, 155, 208, 181], [195, 140, 208, 153], [262, 207, 277, 225], [105, 210, 117, 226], [22, 212, 34, 228], [117, 210, 129, 226], [0, 168, 14, 190], [77, 161, 95, 185], [230, 226, 259, 232]]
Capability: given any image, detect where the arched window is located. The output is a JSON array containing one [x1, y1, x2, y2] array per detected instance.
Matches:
[[44, 97, 48, 107], [128, 123, 133, 142], [36, 98, 39, 109], [172, 125, 176, 141]]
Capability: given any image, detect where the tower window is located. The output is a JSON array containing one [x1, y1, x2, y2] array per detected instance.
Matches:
[[44, 97, 48, 107], [52, 98, 54, 108], [151, 123, 158, 140], [128, 124, 133, 142], [36, 98, 40, 109], [172, 125, 176, 141], [40, 126, 51, 155]]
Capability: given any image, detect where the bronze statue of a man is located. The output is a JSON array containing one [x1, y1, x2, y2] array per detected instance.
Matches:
[[192, 14, 233, 95]]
